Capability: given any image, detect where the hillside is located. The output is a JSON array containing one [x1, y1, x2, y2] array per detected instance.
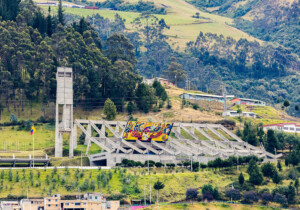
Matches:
[[35, 0, 258, 49]]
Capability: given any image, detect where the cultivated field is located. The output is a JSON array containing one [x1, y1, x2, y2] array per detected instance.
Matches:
[[34, 0, 258, 49]]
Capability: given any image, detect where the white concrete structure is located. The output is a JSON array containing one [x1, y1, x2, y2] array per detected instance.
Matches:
[[73, 120, 282, 167], [55, 67, 76, 158], [263, 123, 300, 133], [180, 93, 235, 103], [222, 110, 257, 118]]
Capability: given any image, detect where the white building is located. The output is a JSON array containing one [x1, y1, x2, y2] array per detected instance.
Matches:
[[180, 93, 235, 103], [222, 110, 257, 118], [263, 123, 300, 133]]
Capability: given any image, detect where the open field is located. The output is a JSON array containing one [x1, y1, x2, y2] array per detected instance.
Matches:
[[35, 0, 258, 49]]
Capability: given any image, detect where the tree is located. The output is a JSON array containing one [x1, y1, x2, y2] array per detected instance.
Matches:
[[277, 160, 282, 171], [105, 33, 136, 65], [135, 83, 156, 113], [261, 162, 275, 178], [272, 169, 281, 186], [243, 191, 259, 203], [294, 178, 299, 195], [0, 103, 4, 121], [287, 182, 295, 204], [152, 80, 167, 101], [274, 193, 287, 207], [164, 57, 186, 86], [58, 0, 64, 25], [225, 189, 241, 201], [154, 180, 165, 204], [126, 101, 134, 115], [46, 7, 53, 37], [283, 99, 290, 108], [238, 173, 244, 186], [265, 129, 279, 154], [103, 98, 117, 120], [261, 193, 273, 205], [186, 188, 199, 204], [247, 159, 263, 186]]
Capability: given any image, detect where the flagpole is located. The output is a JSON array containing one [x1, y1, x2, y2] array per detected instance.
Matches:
[[33, 125, 34, 168]]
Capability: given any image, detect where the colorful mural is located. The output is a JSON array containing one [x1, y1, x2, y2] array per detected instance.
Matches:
[[122, 121, 173, 142]]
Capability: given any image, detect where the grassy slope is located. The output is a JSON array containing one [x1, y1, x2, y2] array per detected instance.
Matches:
[[35, 0, 258, 49], [147, 203, 281, 210], [0, 165, 296, 209]]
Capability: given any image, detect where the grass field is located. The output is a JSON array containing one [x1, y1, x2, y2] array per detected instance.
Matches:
[[35, 0, 258, 49]]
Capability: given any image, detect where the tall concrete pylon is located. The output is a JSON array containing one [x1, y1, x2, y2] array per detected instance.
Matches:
[[55, 67, 75, 158]]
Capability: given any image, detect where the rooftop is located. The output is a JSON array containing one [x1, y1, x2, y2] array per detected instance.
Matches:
[[263, 123, 300, 127], [180, 93, 235, 98]]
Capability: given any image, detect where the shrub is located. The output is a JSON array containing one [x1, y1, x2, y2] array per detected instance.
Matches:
[[186, 188, 199, 202], [225, 189, 241, 201], [261, 193, 273, 204], [104, 98, 117, 120], [274, 193, 288, 207], [203, 191, 213, 201], [243, 191, 259, 203], [155, 162, 163, 168]]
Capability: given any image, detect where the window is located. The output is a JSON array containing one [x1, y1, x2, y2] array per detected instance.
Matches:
[[283, 127, 288, 130], [75, 203, 81, 206], [65, 203, 69, 206], [55, 199, 58, 202], [58, 72, 64, 77], [48, 204, 51, 207], [95, 196, 97, 199], [290, 127, 294, 130], [65, 72, 72, 77], [48, 199, 51, 202], [296, 128, 300, 131], [56, 204, 58, 207]]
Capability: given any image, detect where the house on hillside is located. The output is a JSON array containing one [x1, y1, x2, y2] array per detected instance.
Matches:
[[232, 97, 266, 106], [179, 93, 235, 103], [143, 77, 174, 86], [263, 123, 300, 133], [222, 110, 257, 118]]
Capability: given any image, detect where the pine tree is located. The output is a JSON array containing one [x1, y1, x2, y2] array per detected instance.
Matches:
[[265, 129, 279, 154], [247, 159, 263, 186], [46, 7, 53, 37], [294, 178, 299, 195], [104, 98, 117, 120], [126, 101, 134, 115], [277, 160, 282, 171], [58, 0, 65, 26], [272, 169, 281, 186], [238, 172, 244, 186]]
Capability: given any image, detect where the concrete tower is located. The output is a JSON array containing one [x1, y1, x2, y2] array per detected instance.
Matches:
[[55, 67, 74, 157]]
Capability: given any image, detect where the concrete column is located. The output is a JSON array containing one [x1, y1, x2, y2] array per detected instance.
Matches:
[[101, 125, 105, 137], [73, 124, 77, 149], [84, 124, 91, 145]]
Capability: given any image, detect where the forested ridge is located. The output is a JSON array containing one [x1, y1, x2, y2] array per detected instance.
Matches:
[[0, 0, 299, 118]]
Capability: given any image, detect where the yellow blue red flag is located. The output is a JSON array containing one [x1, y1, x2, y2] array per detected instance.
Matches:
[[30, 126, 36, 135]]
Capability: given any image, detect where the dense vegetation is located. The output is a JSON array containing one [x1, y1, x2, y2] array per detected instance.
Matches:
[[0, 0, 170, 120]]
